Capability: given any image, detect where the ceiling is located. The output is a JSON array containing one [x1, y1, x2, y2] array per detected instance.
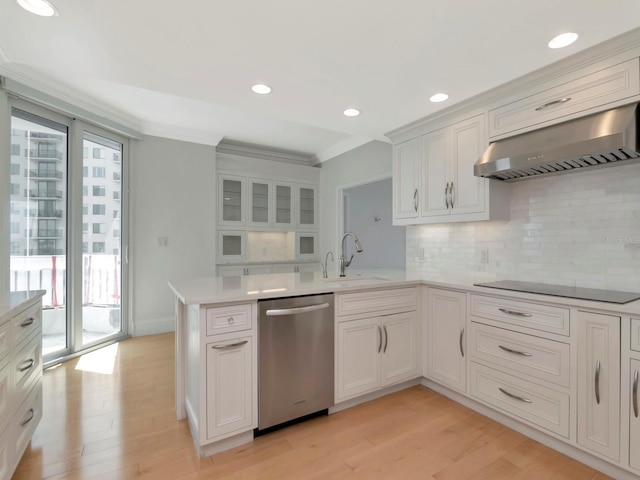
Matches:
[[1, 0, 640, 163]]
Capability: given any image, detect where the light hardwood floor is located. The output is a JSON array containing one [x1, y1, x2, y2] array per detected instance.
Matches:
[[13, 332, 610, 479]]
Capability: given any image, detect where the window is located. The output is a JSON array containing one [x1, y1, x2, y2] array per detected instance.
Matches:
[[83, 147, 88, 158], [113, 229, 120, 238], [11, 183, 19, 195], [113, 191, 120, 200], [37, 239, 57, 255], [83, 166, 88, 177], [92, 242, 105, 253], [113, 210, 120, 218], [82, 242, 88, 253], [93, 186, 105, 196], [113, 248, 119, 255], [10, 242, 22, 254], [10, 202, 20, 215], [92, 147, 102, 159], [92, 223, 105, 234], [10, 163, 20, 175], [38, 219, 57, 237], [93, 204, 105, 215], [82, 223, 88, 234], [37, 142, 57, 158], [11, 144, 20, 156], [83, 204, 88, 215], [93, 167, 105, 178], [10, 222, 20, 234], [38, 200, 57, 217], [83, 185, 88, 196]]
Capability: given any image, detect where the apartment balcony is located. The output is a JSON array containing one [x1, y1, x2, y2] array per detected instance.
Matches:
[[25, 149, 64, 160], [26, 169, 63, 180], [29, 210, 64, 218], [112, 172, 121, 182], [35, 229, 64, 238], [28, 248, 65, 255], [29, 132, 65, 141], [25, 189, 63, 199]]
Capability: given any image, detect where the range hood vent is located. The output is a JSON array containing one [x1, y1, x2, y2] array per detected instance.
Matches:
[[474, 103, 640, 181]]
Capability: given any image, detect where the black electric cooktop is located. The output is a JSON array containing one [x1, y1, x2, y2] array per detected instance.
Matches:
[[473, 280, 640, 304]]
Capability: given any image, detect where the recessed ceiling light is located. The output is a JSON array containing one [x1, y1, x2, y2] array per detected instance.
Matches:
[[548, 32, 578, 49], [16, 0, 58, 16], [429, 93, 449, 103], [343, 108, 360, 117], [251, 84, 271, 95]]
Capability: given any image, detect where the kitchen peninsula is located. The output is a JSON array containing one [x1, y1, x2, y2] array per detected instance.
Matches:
[[169, 270, 640, 480]]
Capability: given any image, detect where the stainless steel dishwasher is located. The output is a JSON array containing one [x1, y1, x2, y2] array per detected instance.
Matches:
[[258, 293, 334, 432]]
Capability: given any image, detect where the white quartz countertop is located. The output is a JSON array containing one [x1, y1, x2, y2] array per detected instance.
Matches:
[[169, 270, 640, 316], [0, 290, 46, 324]]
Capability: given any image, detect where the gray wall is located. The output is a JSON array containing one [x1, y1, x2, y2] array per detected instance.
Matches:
[[344, 178, 405, 269], [319, 140, 397, 275], [130, 135, 216, 335]]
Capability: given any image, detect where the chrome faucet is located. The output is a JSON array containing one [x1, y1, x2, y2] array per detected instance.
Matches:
[[322, 251, 334, 278], [339, 232, 363, 277]]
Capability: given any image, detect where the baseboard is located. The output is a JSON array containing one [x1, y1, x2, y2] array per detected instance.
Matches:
[[133, 316, 175, 336], [421, 378, 638, 480], [329, 378, 421, 414]]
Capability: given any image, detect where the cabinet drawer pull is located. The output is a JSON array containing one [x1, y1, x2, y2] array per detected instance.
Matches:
[[227, 316, 235, 324], [377, 325, 382, 354], [498, 308, 533, 318], [20, 318, 35, 327], [413, 188, 418, 212], [211, 340, 248, 350], [633, 369, 639, 418], [459, 327, 465, 358], [19, 358, 35, 372], [449, 182, 455, 208], [498, 387, 532, 403], [498, 345, 533, 357], [383, 325, 388, 353], [21, 408, 35, 427], [595, 360, 601, 405], [534, 97, 571, 111], [444, 183, 450, 209]]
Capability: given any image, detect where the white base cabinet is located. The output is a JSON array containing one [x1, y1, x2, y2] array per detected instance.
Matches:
[[629, 358, 640, 472], [577, 311, 620, 462]]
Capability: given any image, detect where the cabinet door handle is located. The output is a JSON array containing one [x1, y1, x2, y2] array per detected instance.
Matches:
[[498, 308, 533, 318], [535, 97, 571, 111], [211, 340, 248, 350], [377, 325, 382, 353], [19, 358, 35, 372], [20, 318, 34, 327], [444, 183, 450, 209], [595, 360, 601, 405], [449, 182, 455, 208], [227, 316, 235, 324], [413, 188, 418, 212], [383, 325, 388, 353], [20, 408, 35, 427], [459, 327, 465, 358], [633, 369, 639, 418], [498, 345, 533, 357], [498, 387, 532, 403]]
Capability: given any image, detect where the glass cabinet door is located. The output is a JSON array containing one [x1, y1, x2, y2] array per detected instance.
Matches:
[[219, 175, 244, 225], [296, 232, 317, 258], [297, 185, 317, 228], [274, 182, 293, 227], [218, 231, 245, 261], [249, 180, 270, 226]]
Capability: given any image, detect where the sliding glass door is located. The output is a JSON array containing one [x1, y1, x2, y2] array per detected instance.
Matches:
[[8, 101, 128, 363]]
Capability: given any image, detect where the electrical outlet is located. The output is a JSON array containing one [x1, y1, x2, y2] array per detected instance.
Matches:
[[481, 249, 489, 264]]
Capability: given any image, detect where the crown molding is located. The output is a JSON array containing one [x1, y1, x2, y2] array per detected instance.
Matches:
[[217, 140, 316, 166], [314, 135, 378, 164], [386, 26, 640, 141], [143, 122, 223, 147]]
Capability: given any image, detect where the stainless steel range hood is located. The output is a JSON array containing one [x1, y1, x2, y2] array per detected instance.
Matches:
[[474, 103, 640, 181]]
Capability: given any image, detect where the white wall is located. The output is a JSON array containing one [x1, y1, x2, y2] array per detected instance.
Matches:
[[131, 135, 216, 335], [344, 179, 405, 269], [319, 140, 394, 274], [406, 162, 640, 291]]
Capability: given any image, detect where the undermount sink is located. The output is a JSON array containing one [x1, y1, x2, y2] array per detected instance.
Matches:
[[325, 275, 390, 283]]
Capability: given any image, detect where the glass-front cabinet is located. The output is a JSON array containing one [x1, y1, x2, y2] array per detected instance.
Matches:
[[219, 175, 244, 226], [274, 182, 294, 228], [248, 179, 270, 227], [296, 232, 317, 258], [218, 231, 245, 262], [297, 184, 317, 229]]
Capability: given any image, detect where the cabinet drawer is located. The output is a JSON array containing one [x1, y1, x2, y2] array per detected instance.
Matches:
[[12, 302, 41, 348], [489, 58, 640, 139], [206, 304, 252, 336], [470, 295, 570, 336], [632, 318, 640, 352], [468, 322, 570, 388], [12, 333, 42, 410], [470, 362, 569, 438], [11, 380, 42, 468], [337, 287, 417, 317]]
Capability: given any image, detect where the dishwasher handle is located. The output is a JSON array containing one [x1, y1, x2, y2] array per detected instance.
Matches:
[[265, 303, 330, 316]]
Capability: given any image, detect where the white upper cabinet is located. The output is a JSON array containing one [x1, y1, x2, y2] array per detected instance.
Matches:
[[219, 175, 245, 226], [393, 113, 509, 226], [296, 184, 317, 229], [273, 182, 294, 228], [248, 179, 271, 227]]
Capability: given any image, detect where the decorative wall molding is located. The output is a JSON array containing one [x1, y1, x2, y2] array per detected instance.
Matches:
[[217, 140, 316, 166]]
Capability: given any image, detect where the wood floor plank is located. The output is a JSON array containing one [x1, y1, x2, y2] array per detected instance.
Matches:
[[12, 332, 613, 480]]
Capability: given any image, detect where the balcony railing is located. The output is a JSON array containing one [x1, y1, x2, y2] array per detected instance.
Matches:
[[29, 209, 64, 218], [28, 248, 65, 255], [35, 229, 64, 238], [26, 169, 63, 180], [25, 189, 63, 199], [29, 132, 64, 141], [25, 149, 63, 160], [113, 172, 121, 182]]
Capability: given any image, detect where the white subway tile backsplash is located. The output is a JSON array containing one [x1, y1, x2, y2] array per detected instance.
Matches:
[[406, 163, 640, 290]]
